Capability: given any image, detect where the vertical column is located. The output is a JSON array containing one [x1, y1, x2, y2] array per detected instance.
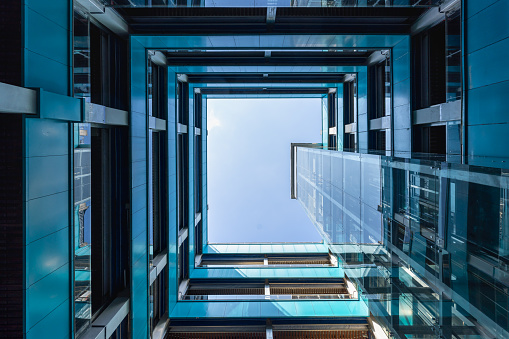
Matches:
[[130, 37, 149, 339], [22, 1, 73, 338], [357, 68, 368, 153], [187, 83, 195, 277], [464, 0, 509, 168], [167, 67, 178, 313], [392, 37, 411, 158], [336, 83, 344, 151]]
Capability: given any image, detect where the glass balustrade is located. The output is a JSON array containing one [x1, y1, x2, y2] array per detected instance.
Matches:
[[96, 0, 440, 8], [294, 146, 509, 338]]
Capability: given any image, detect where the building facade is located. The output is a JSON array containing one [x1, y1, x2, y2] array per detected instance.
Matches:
[[0, 1, 508, 338]]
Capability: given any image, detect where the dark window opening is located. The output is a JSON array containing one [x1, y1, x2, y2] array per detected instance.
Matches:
[[150, 131, 167, 261], [177, 133, 188, 231], [446, 8, 462, 102], [150, 267, 168, 333], [412, 125, 446, 155], [195, 220, 203, 256], [343, 81, 356, 151], [412, 22, 446, 110], [148, 62, 167, 119], [177, 81, 189, 232], [89, 23, 128, 110], [369, 130, 386, 152], [178, 239, 189, 284], [89, 127, 129, 318]]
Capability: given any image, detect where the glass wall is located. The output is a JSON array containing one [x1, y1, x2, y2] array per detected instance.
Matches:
[[295, 146, 509, 338]]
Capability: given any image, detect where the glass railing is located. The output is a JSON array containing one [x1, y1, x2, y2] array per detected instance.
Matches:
[[182, 293, 355, 300], [98, 0, 440, 8], [294, 146, 509, 339]]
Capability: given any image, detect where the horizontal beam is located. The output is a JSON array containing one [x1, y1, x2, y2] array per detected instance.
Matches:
[[84, 103, 128, 126], [149, 116, 167, 131], [0, 82, 37, 114], [186, 73, 348, 84], [412, 100, 461, 125], [200, 88, 330, 95]]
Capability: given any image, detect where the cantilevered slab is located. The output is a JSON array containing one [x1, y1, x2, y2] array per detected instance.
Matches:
[[170, 300, 369, 319], [190, 266, 343, 279], [204, 243, 329, 254]]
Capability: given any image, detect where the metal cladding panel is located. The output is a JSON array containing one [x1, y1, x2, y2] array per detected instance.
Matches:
[[24, 50, 69, 95], [393, 128, 411, 153], [133, 228, 148, 264], [25, 119, 68, 157], [25, 154, 68, 201], [24, 7, 68, 66], [393, 104, 411, 130], [393, 52, 410, 85], [25, 0, 69, 32], [132, 281, 149, 339], [171, 300, 368, 319], [168, 68, 179, 314], [468, 80, 509, 126], [132, 184, 147, 215], [26, 227, 69, 287], [25, 191, 68, 244], [131, 136, 147, 164], [465, 0, 499, 18], [467, 37, 509, 90], [467, 124, 509, 169], [130, 37, 149, 339], [132, 207, 147, 241], [23, 0, 70, 96], [465, 0, 509, 164], [188, 84, 196, 277], [132, 112, 147, 138], [466, 0, 509, 53], [132, 160, 147, 189], [39, 90, 81, 122], [25, 299, 71, 339], [25, 263, 70, 331], [393, 79, 410, 109]]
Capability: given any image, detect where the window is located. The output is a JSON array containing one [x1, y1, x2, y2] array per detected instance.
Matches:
[[412, 22, 446, 110], [177, 80, 189, 232], [343, 81, 356, 151], [73, 125, 129, 337], [194, 92, 203, 255], [328, 91, 337, 150], [89, 23, 128, 110]]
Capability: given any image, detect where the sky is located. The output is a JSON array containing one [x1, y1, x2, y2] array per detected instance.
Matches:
[[207, 97, 323, 243]]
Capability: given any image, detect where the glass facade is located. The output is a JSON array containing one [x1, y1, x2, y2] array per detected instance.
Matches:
[[295, 146, 509, 338]]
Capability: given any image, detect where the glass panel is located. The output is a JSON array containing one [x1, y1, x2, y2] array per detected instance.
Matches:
[[73, 123, 92, 337], [73, 11, 90, 100], [99, 0, 441, 8], [294, 146, 509, 338]]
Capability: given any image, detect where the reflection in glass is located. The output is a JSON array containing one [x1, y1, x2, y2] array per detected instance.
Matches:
[[74, 123, 92, 337], [295, 146, 508, 338]]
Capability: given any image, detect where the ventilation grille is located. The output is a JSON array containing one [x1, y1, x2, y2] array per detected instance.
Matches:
[[268, 259, 330, 265], [187, 288, 264, 295], [167, 333, 265, 339], [270, 287, 347, 295], [274, 330, 368, 339]]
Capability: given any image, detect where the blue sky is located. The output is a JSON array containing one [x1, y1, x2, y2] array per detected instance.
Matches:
[[207, 98, 323, 243]]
